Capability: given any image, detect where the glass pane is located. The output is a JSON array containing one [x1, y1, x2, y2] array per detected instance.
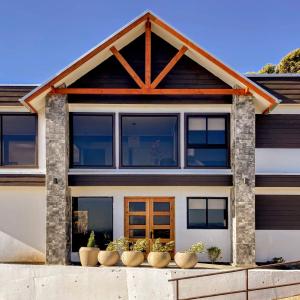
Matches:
[[188, 117, 206, 145], [2, 115, 36, 166], [208, 198, 227, 228], [121, 115, 178, 167], [153, 229, 170, 239], [153, 202, 170, 212], [129, 215, 146, 225], [72, 197, 113, 252], [207, 118, 226, 144], [72, 115, 113, 167], [187, 148, 228, 167], [153, 215, 170, 225], [129, 229, 145, 238], [129, 202, 146, 212], [188, 198, 207, 228]]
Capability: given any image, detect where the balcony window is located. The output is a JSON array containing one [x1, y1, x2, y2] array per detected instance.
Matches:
[[71, 114, 114, 168], [187, 197, 228, 229], [186, 115, 229, 168], [120, 114, 179, 168], [0, 114, 37, 166]]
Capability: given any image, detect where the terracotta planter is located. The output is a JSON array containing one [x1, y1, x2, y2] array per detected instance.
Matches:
[[98, 250, 120, 266], [121, 251, 144, 267], [174, 252, 198, 269], [147, 252, 171, 268], [79, 247, 100, 267]]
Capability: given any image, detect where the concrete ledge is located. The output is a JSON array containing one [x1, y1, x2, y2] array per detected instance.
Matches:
[[1, 264, 300, 300]]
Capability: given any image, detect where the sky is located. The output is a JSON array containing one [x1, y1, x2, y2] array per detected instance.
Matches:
[[0, 0, 299, 84]]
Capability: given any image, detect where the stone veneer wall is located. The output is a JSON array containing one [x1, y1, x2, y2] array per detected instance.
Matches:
[[231, 94, 256, 266], [45, 94, 71, 264]]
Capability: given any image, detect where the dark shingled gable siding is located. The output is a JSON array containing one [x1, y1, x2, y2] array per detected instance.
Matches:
[[69, 33, 232, 104]]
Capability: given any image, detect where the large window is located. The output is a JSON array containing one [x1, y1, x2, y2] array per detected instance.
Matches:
[[120, 114, 179, 168], [72, 197, 113, 253], [186, 115, 229, 168], [71, 113, 114, 168], [0, 114, 37, 166], [187, 197, 228, 229]]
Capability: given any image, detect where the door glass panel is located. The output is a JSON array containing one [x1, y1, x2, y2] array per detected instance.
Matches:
[[154, 229, 170, 239], [72, 197, 113, 252], [129, 202, 146, 212], [153, 215, 170, 225], [129, 229, 145, 238], [153, 202, 170, 212], [129, 215, 146, 225]]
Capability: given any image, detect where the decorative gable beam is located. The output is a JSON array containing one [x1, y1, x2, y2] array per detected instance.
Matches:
[[145, 19, 152, 87]]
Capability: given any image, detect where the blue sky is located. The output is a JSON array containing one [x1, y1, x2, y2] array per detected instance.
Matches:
[[0, 0, 299, 83]]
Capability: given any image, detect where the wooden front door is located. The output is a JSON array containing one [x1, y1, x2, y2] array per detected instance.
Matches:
[[124, 197, 175, 253]]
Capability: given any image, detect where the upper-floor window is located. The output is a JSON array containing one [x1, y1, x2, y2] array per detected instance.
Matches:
[[70, 113, 114, 168], [120, 114, 179, 168], [0, 114, 37, 167], [186, 114, 229, 168]]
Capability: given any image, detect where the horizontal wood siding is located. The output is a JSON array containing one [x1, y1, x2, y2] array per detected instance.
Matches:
[[256, 114, 300, 148], [69, 174, 232, 186], [256, 195, 300, 230], [69, 33, 232, 104], [0, 86, 37, 106], [0, 174, 45, 186], [256, 175, 300, 187]]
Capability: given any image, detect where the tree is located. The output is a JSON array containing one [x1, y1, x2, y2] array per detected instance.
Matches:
[[276, 48, 300, 73], [258, 63, 276, 74]]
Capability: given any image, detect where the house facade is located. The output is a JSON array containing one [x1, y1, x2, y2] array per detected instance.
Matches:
[[0, 12, 299, 266]]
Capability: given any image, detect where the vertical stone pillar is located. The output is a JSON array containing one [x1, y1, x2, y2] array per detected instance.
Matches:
[[231, 93, 256, 266], [45, 94, 70, 265]]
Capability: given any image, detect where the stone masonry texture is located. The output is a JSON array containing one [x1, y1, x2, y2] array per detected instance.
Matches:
[[231, 94, 256, 266], [45, 94, 71, 264]]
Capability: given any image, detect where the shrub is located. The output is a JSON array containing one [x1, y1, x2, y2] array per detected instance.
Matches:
[[87, 231, 96, 247], [271, 257, 285, 264], [106, 237, 130, 251], [151, 238, 175, 252], [131, 239, 148, 251], [207, 247, 222, 264], [186, 242, 205, 254]]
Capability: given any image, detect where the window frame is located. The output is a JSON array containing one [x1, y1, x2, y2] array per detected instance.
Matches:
[[184, 113, 230, 169], [0, 113, 38, 168], [70, 112, 115, 169], [119, 113, 180, 169], [187, 197, 228, 229]]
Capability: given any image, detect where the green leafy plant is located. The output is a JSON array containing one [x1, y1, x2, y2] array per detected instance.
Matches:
[[131, 239, 149, 251], [87, 231, 96, 247], [207, 247, 222, 264], [151, 238, 175, 252], [106, 237, 130, 251], [271, 257, 285, 264], [186, 242, 205, 254]]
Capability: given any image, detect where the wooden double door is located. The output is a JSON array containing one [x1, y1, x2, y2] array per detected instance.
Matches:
[[124, 197, 175, 253]]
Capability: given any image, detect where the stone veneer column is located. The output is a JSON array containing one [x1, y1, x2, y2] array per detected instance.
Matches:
[[231, 93, 256, 266], [45, 94, 71, 265]]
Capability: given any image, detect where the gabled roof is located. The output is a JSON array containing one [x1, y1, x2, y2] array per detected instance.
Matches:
[[20, 11, 280, 113]]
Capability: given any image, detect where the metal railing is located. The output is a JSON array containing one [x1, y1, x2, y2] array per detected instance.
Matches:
[[169, 260, 300, 300]]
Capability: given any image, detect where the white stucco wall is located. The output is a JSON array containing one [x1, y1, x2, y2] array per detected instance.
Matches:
[[71, 186, 232, 262], [0, 187, 46, 263]]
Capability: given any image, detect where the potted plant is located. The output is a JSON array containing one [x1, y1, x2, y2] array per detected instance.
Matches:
[[147, 238, 175, 268], [174, 242, 205, 269], [98, 238, 127, 266], [79, 231, 100, 267], [207, 246, 222, 264], [121, 239, 148, 267]]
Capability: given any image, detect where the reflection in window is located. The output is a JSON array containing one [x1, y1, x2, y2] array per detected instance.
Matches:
[[71, 114, 113, 167], [1, 115, 37, 166], [186, 115, 228, 167], [72, 197, 113, 253], [121, 115, 179, 167], [187, 197, 227, 229]]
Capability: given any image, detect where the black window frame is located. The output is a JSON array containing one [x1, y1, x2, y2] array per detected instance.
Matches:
[[187, 197, 228, 229], [119, 113, 180, 169], [70, 112, 115, 169], [185, 113, 230, 169], [0, 113, 38, 168]]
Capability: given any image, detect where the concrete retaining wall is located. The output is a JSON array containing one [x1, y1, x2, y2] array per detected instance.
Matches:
[[1, 264, 300, 300]]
